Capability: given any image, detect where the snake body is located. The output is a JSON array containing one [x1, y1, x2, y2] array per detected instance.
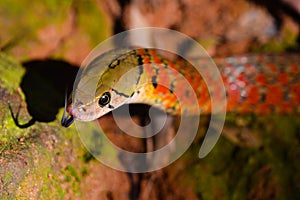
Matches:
[[61, 48, 300, 127]]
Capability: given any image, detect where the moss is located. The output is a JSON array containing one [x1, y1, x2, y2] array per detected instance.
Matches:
[[8, 122, 87, 199], [0, 52, 88, 199], [198, 37, 219, 51], [0, 53, 25, 93], [0, 0, 72, 52], [0, 53, 30, 150], [251, 29, 298, 53], [76, 0, 110, 46], [0, 0, 109, 62]]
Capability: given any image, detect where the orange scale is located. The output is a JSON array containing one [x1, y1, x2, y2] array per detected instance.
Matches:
[[193, 74, 203, 84], [226, 88, 240, 112], [195, 83, 205, 93], [183, 71, 192, 82], [143, 57, 150, 64], [153, 56, 161, 64], [265, 84, 284, 105], [256, 104, 271, 114], [256, 73, 268, 86], [237, 73, 246, 82], [198, 92, 210, 104], [163, 96, 176, 107], [237, 103, 252, 114], [167, 62, 177, 70], [279, 102, 293, 113], [136, 49, 146, 56], [267, 63, 278, 73], [290, 83, 300, 105], [278, 73, 289, 85], [149, 51, 158, 60], [200, 102, 211, 114], [290, 63, 299, 73], [221, 75, 228, 84], [170, 94, 178, 102], [156, 85, 170, 94], [246, 85, 260, 105]]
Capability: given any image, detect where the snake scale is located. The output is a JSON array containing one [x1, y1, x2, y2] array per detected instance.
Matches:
[[61, 48, 300, 127]]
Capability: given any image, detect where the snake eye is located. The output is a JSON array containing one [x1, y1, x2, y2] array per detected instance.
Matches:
[[98, 92, 111, 107]]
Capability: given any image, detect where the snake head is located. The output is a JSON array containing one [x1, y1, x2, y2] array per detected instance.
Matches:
[[68, 88, 131, 122], [61, 48, 144, 126]]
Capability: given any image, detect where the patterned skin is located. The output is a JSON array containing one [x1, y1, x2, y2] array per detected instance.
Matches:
[[61, 48, 300, 127]]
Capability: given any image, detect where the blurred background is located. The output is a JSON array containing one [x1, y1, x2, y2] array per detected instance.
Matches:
[[0, 0, 300, 199]]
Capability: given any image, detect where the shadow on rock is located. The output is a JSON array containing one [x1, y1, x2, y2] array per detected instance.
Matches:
[[11, 59, 78, 128]]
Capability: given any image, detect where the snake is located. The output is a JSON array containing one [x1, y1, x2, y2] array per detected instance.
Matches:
[[61, 47, 300, 127]]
